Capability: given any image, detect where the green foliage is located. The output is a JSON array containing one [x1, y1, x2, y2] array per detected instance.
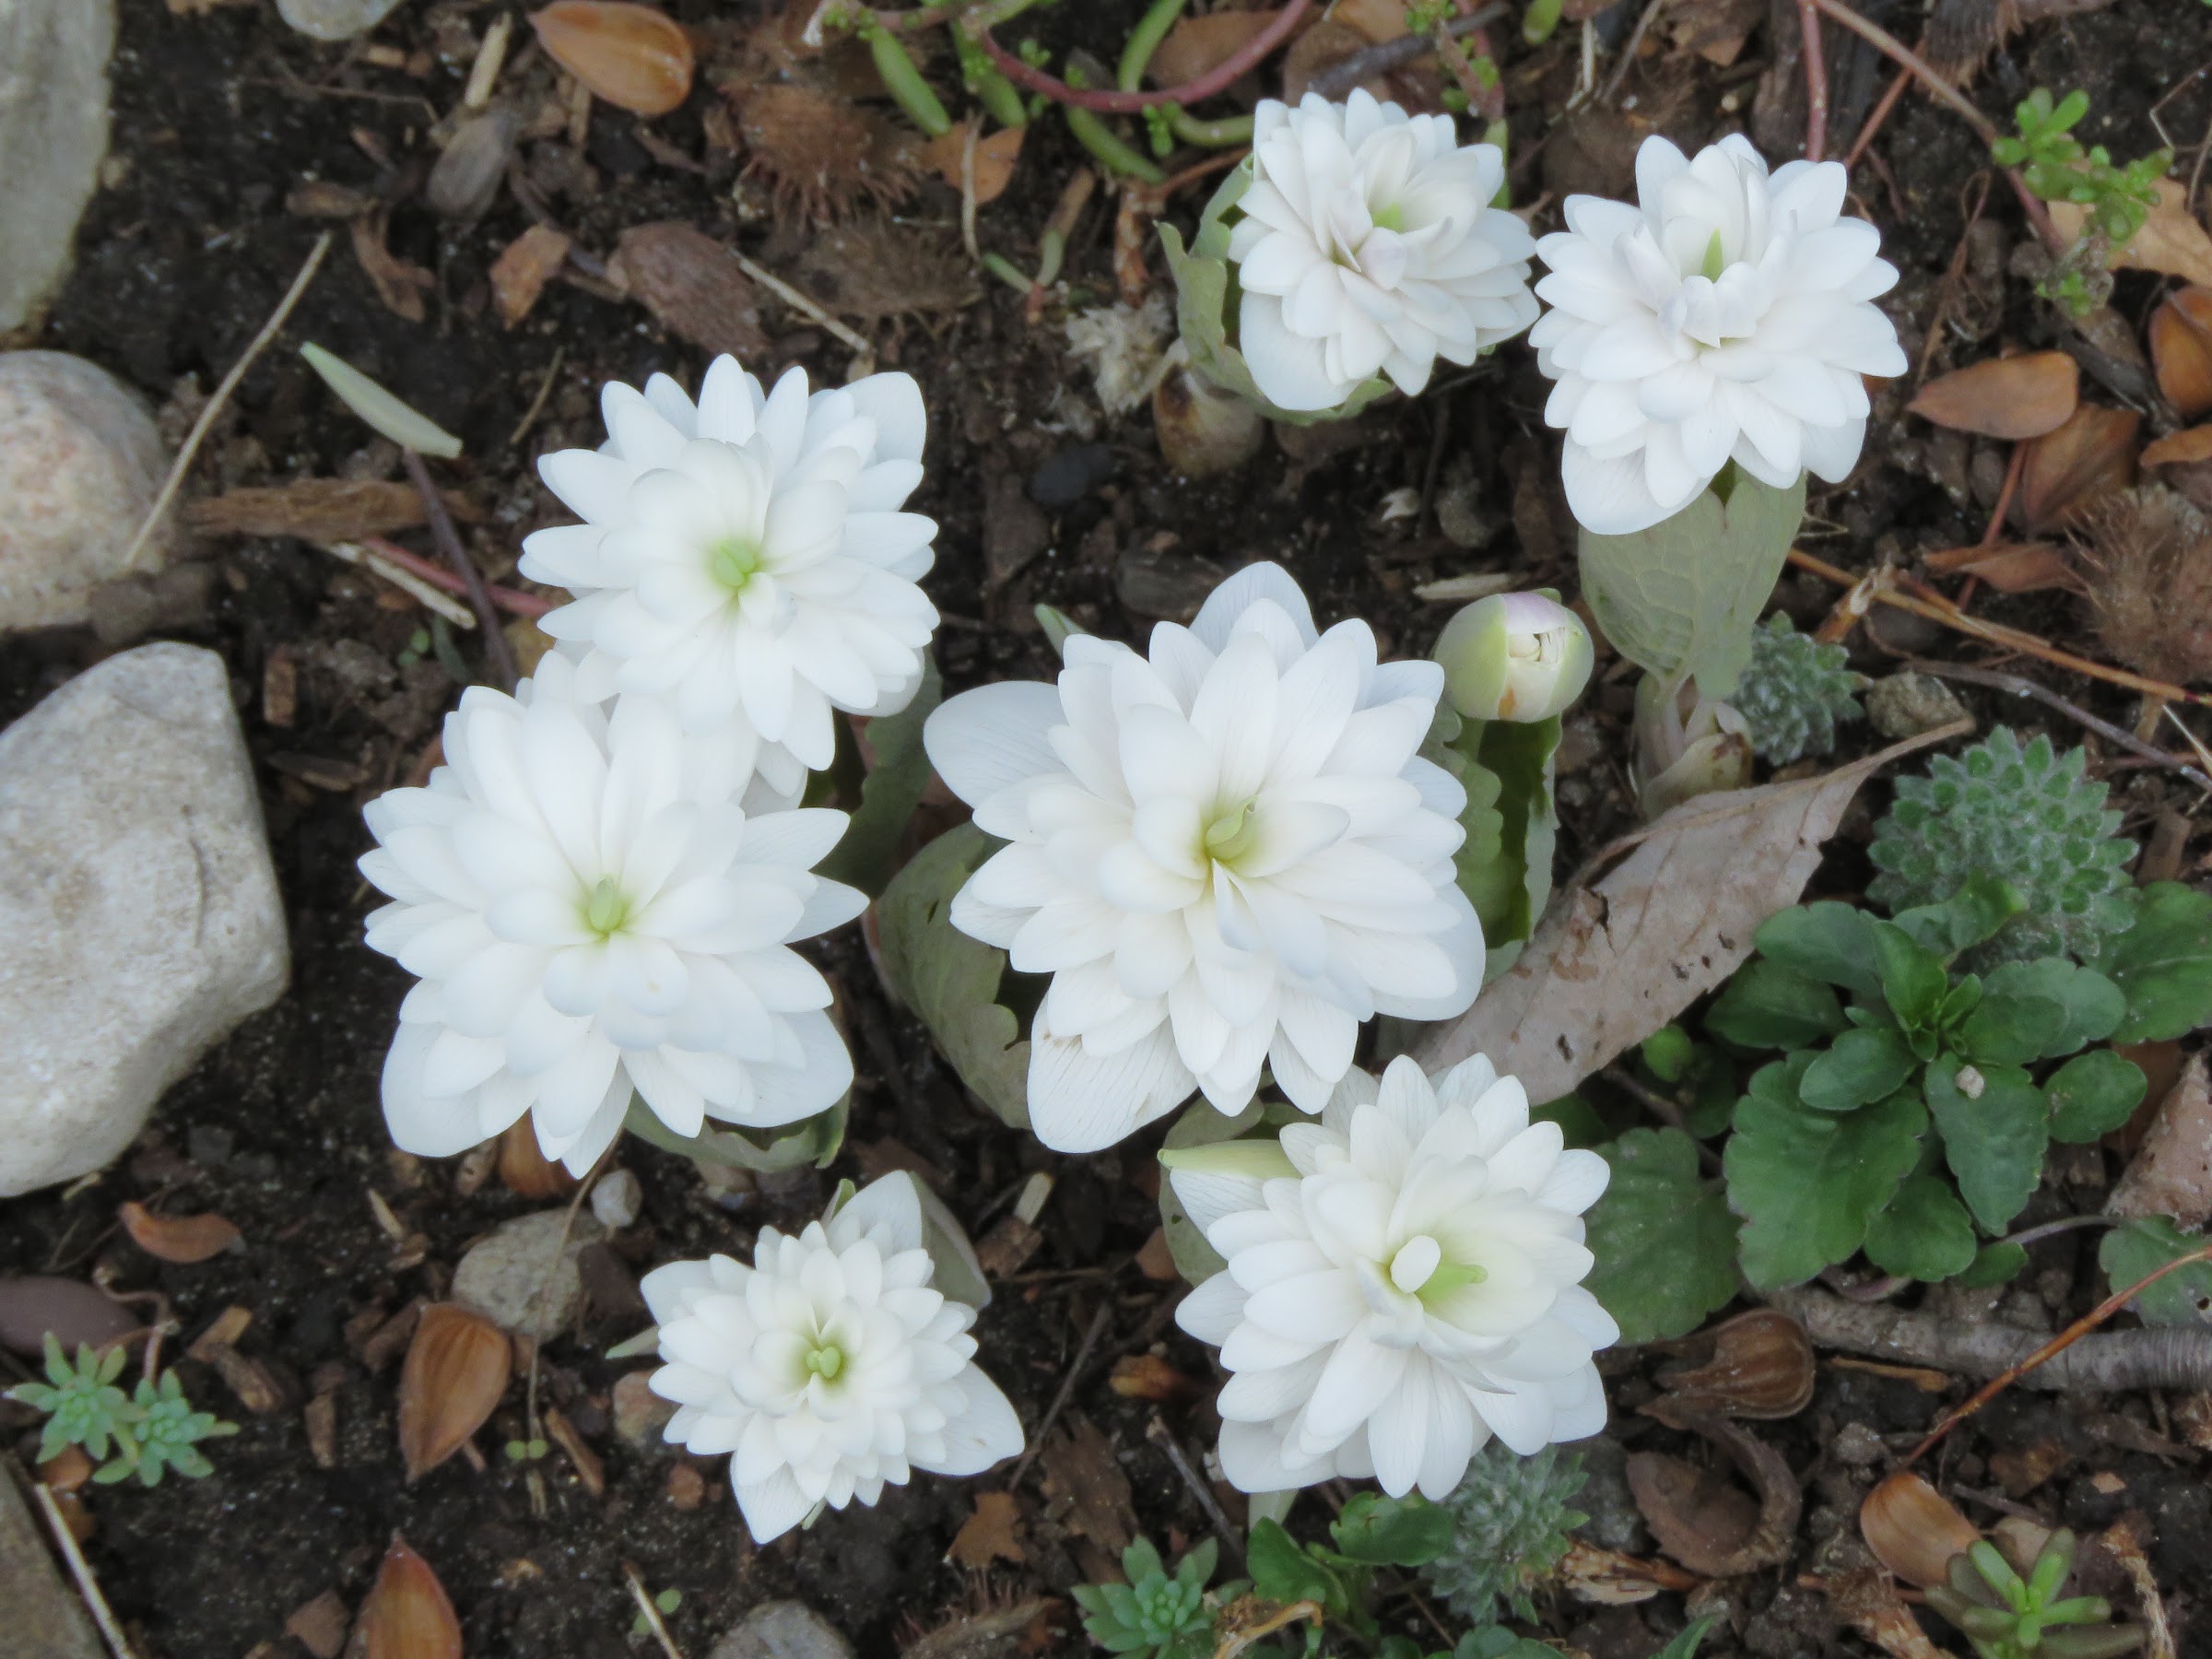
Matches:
[[2099, 1217, 2212, 1327], [817, 658, 941, 899], [1425, 704, 1564, 982], [622, 1088, 849, 1174], [2089, 880, 2212, 1042], [1733, 614, 1864, 765], [1868, 728, 2136, 966], [1992, 89, 2170, 245], [1421, 1442, 1587, 1624], [1073, 1538, 1226, 1659], [1582, 1127, 1739, 1342], [1247, 1493, 1455, 1651], [1924, 1532, 2146, 1659], [6, 1339, 235, 1485]]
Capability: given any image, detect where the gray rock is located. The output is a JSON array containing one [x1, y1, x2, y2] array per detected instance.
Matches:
[[0, 0, 114, 332], [590, 1167, 641, 1230], [0, 352, 176, 631], [452, 1209, 606, 1340], [710, 1602, 856, 1659], [276, 0, 407, 40], [0, 1457, 101, 1658], [0, 645, 288, 1197], [611, 1369, 676, 1451], [1865, 670, 1971, 741]]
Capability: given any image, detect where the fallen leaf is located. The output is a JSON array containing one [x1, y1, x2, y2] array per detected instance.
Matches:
[[186, 478, 475, 541], [1039, 1416, 1136, 1557], [1826, 1565, 1955, 1659], [285, 1591, 352, 1659], [2140, 424, 2212, 469], [1859, 1471, 1981, 1587], [1989, 1438, 2072, 1498], [119, 1200, 241, 1264], [919, 121, 1024, 206], [1630, 1403, 1801, 1576], [530, 1, 695, 116], [789, 221, 980, 319], [1108, 1354, 1207, 1406], [1908, 351, 2078, 440], [608, 222, 771, 359], [398, 1302, 512, 1481], [1654, 1309, 1816, 1418], [1149, 9, 1279, 84], [1411, 724, 1967, 1100], [947, 1490, 1026, 1569], [287, 179, 378, 218], [2109, 1053, 2212, 1227], [488, 224, 571, 327], [360, 1536, 462, 1659], [2053, 180, 2212, 288], [498, 1119, 576, 1199], [2149, 288, 2212, 419], [2018, 402, 2140, 533], [1920, 541, 2083, 594], [1667, 0, 1764, 65], [350, 210, 435, 324], [1555, 1539, 1701, 1604]]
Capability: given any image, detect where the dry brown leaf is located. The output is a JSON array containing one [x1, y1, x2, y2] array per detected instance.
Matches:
[[918, 121, 1024, 206], [1654, 1309, 1815, 1418], [1038, 1416, 1135, 1557], [497, 1119, 576, 1199], [530, 1, 695, 116], [947, 1490, 1025, 1569], [1412, 724, 1966, 1100], [1555, 1539, 1701, 1604], [350, 210, 435, 324], [1908, 351, 2078, 440], [398, 1302, 512, 1482], [119, 1200, 241, 1264], [2141, 424, 2212, 469], [2150, 288, 2212, 419], [1860, 1471, 1981, 1588], [789, 222, 978, 319], [1631, 1403, 1802, 1577], [2109, 1053, 2212, 1226], [489, 224, 571, 328], [1149, 10, 1279, 84], [1920, 541, 2083, 594], [2053, 180, 2212, 288], [285, 1591, 352, 1659], [2018, 402, 2140, 533], [1827, 1565, 1955, 1659], [186, 478, 474, 541], [360, 1536, 462, 1659], [608, 222, 771, 359], [1108, 1354, 1207, 1406], [1666, 0, 1764, 66], [1989, 1439, 2072, 1498]]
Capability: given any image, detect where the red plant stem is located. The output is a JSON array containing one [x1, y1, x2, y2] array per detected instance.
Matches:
[[1845, 65, 1911, 171], [360, 536, 554, 621], [1798, 0, 1830, 163], [976, 0, 1312, 112]]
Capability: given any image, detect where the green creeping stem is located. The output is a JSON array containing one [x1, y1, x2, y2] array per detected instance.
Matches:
[[1169, 106, 1254, 147], [1117, 0, 1188, 90], [953, 26, 1028, 127], [862, 23, 953, 137], [1062, 63, 1166, 182]]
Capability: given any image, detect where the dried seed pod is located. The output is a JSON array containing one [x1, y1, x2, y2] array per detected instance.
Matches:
[[397, 1303, 512, 1481], [733, 84, 919, 223], [497, 1119, 576, 1200], [1654, 1309, 1816, 1419], [530, 2, 694, 117], [2076, 486, 2212, 687], [1152, 364, 1265, 480], [360, 1536, 463, 1659], [427, 104, 521, 220], [1860, 1470, 1981, 1589], [118, 1200, 241, 1264]]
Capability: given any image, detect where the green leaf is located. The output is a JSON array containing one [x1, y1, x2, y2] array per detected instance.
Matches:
[[1532, 1092, 1609, 1149], [1800, 1025, 1919, 1113], [1953, 988, 2066, 1067], [1755, 902, 1883, 1000], [1247, 1521, 1342, 1610], [1454, 1630, 1562, 1659], [1726, 1061, 1925, 1289], [1977, 959, 2126, 1059], [1651, 1618, 1719, 1659], [2100, 881, 2212, 1043], [1583, 1127, 1740, 1342], [1864, 1174, 1979, 1282], [1331, 1492, 1455, 1567], [1924, 1054, 2049, 1234], [1155, 1096, 1272, 1284], [2098, 1217, 2212, 1325], [1705, 959, 1849, 1051], [1957, 1240, 2030, 1287], [815, 659, 941, 899], [1578, 471, 1806, 696], [1890, 876, 2029, 956], [2045, 1049, 2147, 1143], [300, 341, 464, 458], [1873, 922, 1950, 1031], [1459, 714, 1564, 978], [876, 823, 1031, 1129], [622, 1092, 847, 1173]]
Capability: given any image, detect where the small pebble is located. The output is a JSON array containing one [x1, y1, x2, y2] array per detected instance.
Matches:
[[451, 1210, 605, 1340], [709, 1601, 857, 1659], [276, 0, 406, 40], [612, 1369, 677, 1450], [1831, 1422, 1887, 1466], [1865, 670, 1971, 740], [1026, 443, 1116, 510], [590, 1167, 641, 1230]]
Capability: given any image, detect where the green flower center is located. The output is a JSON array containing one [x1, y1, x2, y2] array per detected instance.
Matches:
[[1202, 799, 1261, 867], [582, 876, 631, 938], [1700, 228, 1726, 281], [708, 535, 764, 594], [1371, 201, 1406, 232], [1387, 1233, 1488, 1300], [804, 1343, 845, 1381]]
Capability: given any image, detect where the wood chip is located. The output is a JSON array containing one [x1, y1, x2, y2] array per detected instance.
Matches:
[[973, 1216, 1042, 1280], [350, 210, 436, 324], [263, 644, 298, 728], [666, 1462, 706, 1510], [608, 222, 771, 359], [187, 1306, 253, 1359], [187, 478, 475, 541], [285, 1591, 352, 1659], [544, 1405, 605, 1497], [304, 1393, 338, 1469], [489, 224, 571, 328], [118, 1199, 241, 1264]]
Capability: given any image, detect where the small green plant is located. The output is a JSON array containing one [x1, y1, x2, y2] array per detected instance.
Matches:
[[102, 1371, 238, 1487], [1246, 1492, 1455, 1653], [1733, 614, 1864, 765], [629, 1587, 683, 1640], [1867, 728, 2136, 964], [1073, 1538, 1226, 1659], [1924, 1532, 2146, 1659], [1992, 90, 2171, 317], [6, 1337, 236, 1485], [1421, 1442, 1589, 1624]]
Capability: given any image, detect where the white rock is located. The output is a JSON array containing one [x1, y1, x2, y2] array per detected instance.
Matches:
[[0, 644, 288, 1197], [452, 1209, 606, 1340], [710, 1604, 856, 1659], [0, 0, 114, 331], [276, 0, 407, 41], [590, 1168, 642, 1230], [0, 352, 175, 632]]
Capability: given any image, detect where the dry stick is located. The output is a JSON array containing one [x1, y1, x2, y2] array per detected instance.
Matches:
[[1906, 1238, 2212, 1464], [402, 448, 519, 688], [622, 1562, 687, 1659], [1598, 0, 1669, 105], [522, 1147, 614, 1518], [1786, 546, 2212, 710], [358, 535, 552, 619], [1004, 1297, 1113, 1489], [1900, 658, 2212, 791], [119, 230, 334, 575], [726, 249, 877, 369], [1145, 1416, 1247, 1573], [1309, 5, 1512, 100], [977, 0, 1312, 113], [1797, 0, 1830, 163], [31, 1481, 137, 1659], [1845, 65, 1912, 171]]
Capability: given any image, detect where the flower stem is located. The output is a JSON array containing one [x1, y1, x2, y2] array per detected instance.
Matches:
[[976, 0, 1313, 112], [1117, 0, 1186, 91], [1062, 62, 1166, 182], [862, 22, 955, 135]]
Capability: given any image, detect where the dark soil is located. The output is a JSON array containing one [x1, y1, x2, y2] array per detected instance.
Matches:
[[5, 1, 2212, 1656]]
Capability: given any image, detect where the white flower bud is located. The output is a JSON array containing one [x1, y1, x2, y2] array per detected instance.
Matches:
[[1434, 591, 1594, 723]]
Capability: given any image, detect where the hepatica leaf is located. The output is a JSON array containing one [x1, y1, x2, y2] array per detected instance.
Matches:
[[1582, 1127, 1739, 1344]]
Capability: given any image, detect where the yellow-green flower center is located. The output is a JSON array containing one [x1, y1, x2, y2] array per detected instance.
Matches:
[[1388, 1233, 1488, 1300], [708, 535, 763, 594], [804, 1343, 845, 1381], [582, 876, 631, 938], [1202, 799, 1262, 868], [1371, 201, 1406, 232], [1700, 228, 1726, 281]]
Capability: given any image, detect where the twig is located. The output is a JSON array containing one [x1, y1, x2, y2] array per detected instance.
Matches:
[[1797, 0, 1830, 163], [507, 346, 565, 449], [355, 536, 552, 620], [976, 0, 1312, 112], [120, 231, 333, 574], [1787, 547, 2212, 710], [1309, 5, 1511, 100], [1900, 659, 2212, 791], [725, 249, 877, 371], [1845, 65, 1911, 171], [320, 539, 478, 629], [1005, 1299, 1112, 1488], [1145, 1416, 1247, 1573], [959, 119, 982, 265], [1597, 0, 1667, 105], [402, 449, 518, 688], [621, 1562, 686, 1659], [1908, 1238, 2212, 1462], [522, 1146, 615, 1517], [30, 1479, 137, 1659]]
